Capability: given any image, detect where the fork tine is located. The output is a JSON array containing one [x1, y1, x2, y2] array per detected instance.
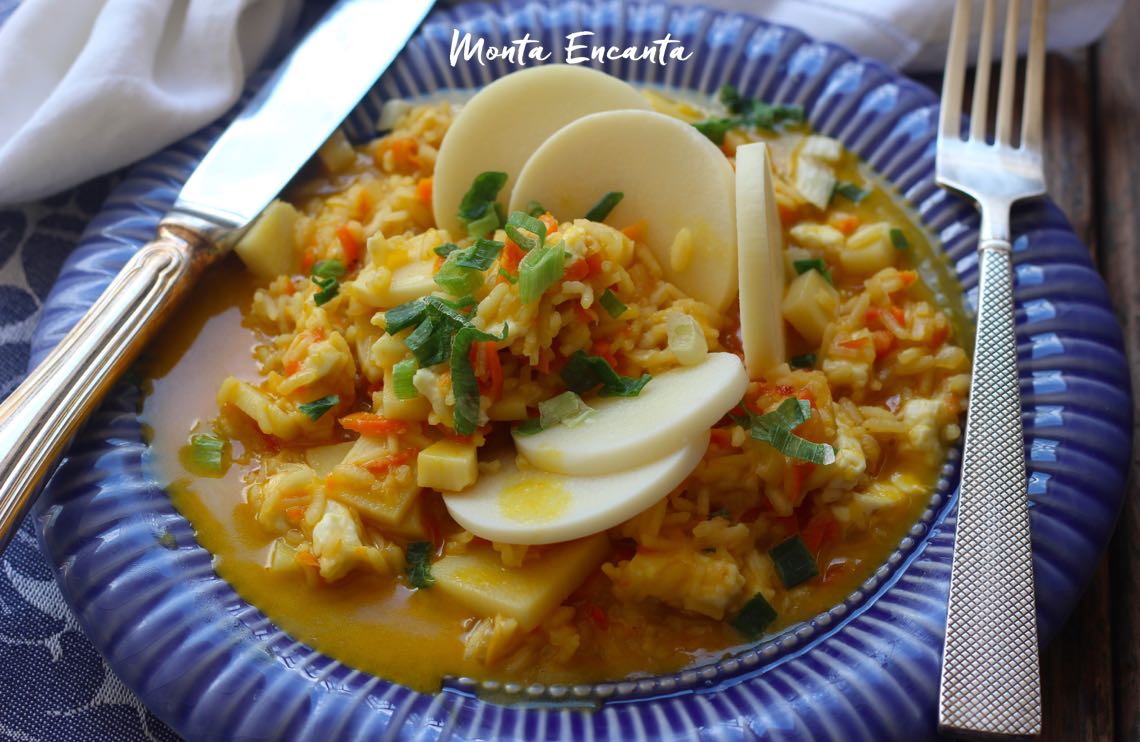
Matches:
[[994, 0, 1022, 146], [969, 0, 996, 141], [939, 0, 971, 142], [1020, 0, 1046, 151]]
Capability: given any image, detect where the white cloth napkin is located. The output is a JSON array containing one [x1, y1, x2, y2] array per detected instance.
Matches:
[[0, 0, 1122, 206], [0, 0, 300, 205]]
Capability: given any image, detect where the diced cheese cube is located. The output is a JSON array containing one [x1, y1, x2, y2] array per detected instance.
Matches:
[[234, 200, 299, 279], [417, 439, 478, 491], [840, 222, 896, 276], [382, 366, 430, 421], [317, 129, 356, 173], [382, 260, 437, 305], [798, 134, 843, 162], [371, 331, 409, 367], [782, 269, 838, 346], [794, 156, 836, 210], [432, 535, 609, 630]]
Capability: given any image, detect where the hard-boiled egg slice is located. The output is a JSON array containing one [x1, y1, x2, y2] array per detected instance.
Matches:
[[512, 352, 747, 475], [442, 432, 708, 545], [735, 142, 786, 377], [508, 109, 738, 310], [432, 65, 650, 237]]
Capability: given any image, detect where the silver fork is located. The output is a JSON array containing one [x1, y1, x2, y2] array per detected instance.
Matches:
[[936, 0, 1046, 736]]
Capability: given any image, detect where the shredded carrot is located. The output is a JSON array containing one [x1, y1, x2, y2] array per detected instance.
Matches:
[[501, 238, 525, 275], [889, 306, 906, 325], [801, 512, 840, 554], [469, 341, 503, 401], [284, 359, 301, 376], [336, 224, 361, 267], [590, 340, 619, 370], [709, 428, 733, 448], [296, 551, 319, 568], [585, 252, 605, 277], [364, 448, 418, 474], [536, 348, 554, 374], [376, 136, 419, 172], [584, 604, 608, 630], [354, 188, 372, 220], [538, 212, 559, 234], [864, 307, 880, 324], [839, 336, 870, 349], [829, 213, 860, 235], [285, 506, 306, 524], [620, 219, 647, 242], [301, 247, 317, 274], [433, 254, 445, 271], [339, 413, 407, 436], [776, 202, 798, 225], [573, 303, 596, 325], [898, 270, 918, 288], [415, 176, 433, 205], [872, 330, 896, 356], [930, 324, 950, 348], [562, 258, 590, 282], [786, 461, 814, 505]]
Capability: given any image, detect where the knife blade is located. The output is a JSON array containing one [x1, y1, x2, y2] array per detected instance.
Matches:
[[0, 0, 435, 552], [174, 0, 434, 236]]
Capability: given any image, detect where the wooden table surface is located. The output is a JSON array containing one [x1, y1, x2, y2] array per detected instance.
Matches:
[[1004, 3, 1137, 739]]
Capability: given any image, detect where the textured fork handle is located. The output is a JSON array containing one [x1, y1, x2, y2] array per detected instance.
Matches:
[[938, 240, 1041, 737], [0, 224, 217, 554]]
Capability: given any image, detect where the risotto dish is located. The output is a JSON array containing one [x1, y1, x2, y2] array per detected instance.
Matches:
[[142, 65, 970, 692]]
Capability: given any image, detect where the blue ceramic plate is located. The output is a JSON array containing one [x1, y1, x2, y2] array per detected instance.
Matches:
[[31, 2, 1131, 739]]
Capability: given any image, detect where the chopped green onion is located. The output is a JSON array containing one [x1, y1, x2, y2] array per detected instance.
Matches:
[[405, 541, 435, 589], [514, 417, 544, 436], [405, 315, 451, 367], [392, 359, 418, 400], [584, 191, 624, 222], [311, 275, 339, 306], [527, 200, 547, 217], [890, 227, 909, 250], [424, 295, 475, 326], [790, 352, 817, 369], [793, 258, 833, 285], [385, 298, 427, 334], [769, 534, 820, 588], [693, 117, 735, 145], [517, 241, 566, 303], [598, 289, 627, 319], [833, 182, 868, 203], [312, 259, 345, 279], [453, 238, 504, 270], [748, 398, 836, 465], [434, 260, 485, 296], [458, 171, 508, 237], [498, 267, 518, 284], [433, 242, 459, 258], [504, 211, 547, 252], [560, 350, 651, 398], [538, 391, 595, 430], [299, 394, 339, 421], [709, 508, 731, 520], [450, 324, 508, 435], [189, 434, 225, 473], [730, 592, 778, 638]]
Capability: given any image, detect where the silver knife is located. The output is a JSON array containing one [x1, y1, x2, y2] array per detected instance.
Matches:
[[0, 0, 435, 551]]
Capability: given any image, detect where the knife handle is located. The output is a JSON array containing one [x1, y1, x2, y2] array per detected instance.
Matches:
[[0, 223, 218, 552]]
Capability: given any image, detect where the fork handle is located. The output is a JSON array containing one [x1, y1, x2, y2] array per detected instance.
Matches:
[[0, 223, 217, 554], [938, 239, 1041, 736]]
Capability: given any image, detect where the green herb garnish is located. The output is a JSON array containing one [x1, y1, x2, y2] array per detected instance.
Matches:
[[731, 592, 778, 638], [312, 259, 345, 279], [833, 182, 868, 203], [299, 394, 339, 421], [790, 352, 817, 369], [385, 298, 428, 334], [560, 350, 651, 398], [745, 398, 836, 465], [598, 288, 627, 319], [433, 242, 459, 258], [769, 534, 820, 588], [584, 191, 624, 222], [406, 541, 435, 589], [404, 314, 451, 367], [693, 118, 735, 146], [538, 391, 595, 430], [434, 239, 504, 295], [454, 238, 504, 270], [514, 417, 544, 436], [793, 258, 833, 285], [504, 211, 547, 252], [498, 267, 518, 284], [311, 275, 339, 306], [890, 227, 909, 250], [458, 171, 508, 237], [709, 508, 731, 520], [450, 324, 508, 435], [392, 359, 418, 400], [189, 434, 225, 473], [527, 200, 547, 217], [693, 84, 805, 145], [517, 241, 567, 303]]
